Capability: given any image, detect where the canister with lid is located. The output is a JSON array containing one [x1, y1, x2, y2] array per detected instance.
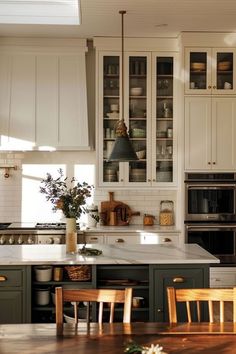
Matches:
[[159, 200, 174, 226]]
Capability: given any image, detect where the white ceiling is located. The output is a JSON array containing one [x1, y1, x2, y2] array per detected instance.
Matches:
[[1, 0, 236, 39]]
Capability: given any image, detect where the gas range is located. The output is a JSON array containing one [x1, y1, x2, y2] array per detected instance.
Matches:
[[0, 222, 84, 245]]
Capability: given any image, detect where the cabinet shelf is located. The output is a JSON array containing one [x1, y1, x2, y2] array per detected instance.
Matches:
[[156, 138, 173, 141], [104, 74, 119, 78], [156, 74, 173, 78], [33, 281, 93, 285], [130, 96, 146, 99], [104, 95, 119, 98], [156, 96, 173, 99], [129, 117, 146, 120], [130, 74, 146, 78], [156, 118, 173, 121], [98, 285, 149, 289], [104, 118, 119, 120]]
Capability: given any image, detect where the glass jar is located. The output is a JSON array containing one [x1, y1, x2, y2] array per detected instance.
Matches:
[[159, 200, 174, 226]]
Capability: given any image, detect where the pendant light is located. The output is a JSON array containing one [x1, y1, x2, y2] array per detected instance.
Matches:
[[108, 10, 138, 162]]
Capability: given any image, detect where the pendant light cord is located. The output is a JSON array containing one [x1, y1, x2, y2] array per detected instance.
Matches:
[[119, 10, 126, 122]]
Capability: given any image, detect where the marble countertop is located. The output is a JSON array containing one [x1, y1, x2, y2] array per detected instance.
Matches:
[[0, 244, 219, 265], [83, 225, 181, 233]]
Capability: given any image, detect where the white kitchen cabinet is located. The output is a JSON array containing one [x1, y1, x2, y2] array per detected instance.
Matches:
[[0, 39, 89, 151], [210, 267, 236, 288], [97, 50, 178, 187], [84, 232, 179, 245], [105, 233, 179, 245], [185, 96, 236, 170], [185, 48, 236, 95]]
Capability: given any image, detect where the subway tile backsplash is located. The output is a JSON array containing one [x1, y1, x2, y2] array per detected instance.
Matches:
[[0, 152, 177, 225]]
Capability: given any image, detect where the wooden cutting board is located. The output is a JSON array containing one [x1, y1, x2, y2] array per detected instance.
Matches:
[[100, 192, 140, 226]]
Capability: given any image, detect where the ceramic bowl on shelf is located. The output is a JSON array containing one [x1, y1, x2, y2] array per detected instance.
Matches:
[[131, 128, 146, 138], [218, 61, 231, 71], [190, 62, 206, 71], [130, 87, 143, 96], [136, 150, 146, 159]]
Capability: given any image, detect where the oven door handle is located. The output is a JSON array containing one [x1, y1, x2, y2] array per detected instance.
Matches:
[[186, 225, 236, 232], [187, 184, 236, 189]]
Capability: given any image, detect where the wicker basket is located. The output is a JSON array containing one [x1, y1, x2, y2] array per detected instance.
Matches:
[[65, 265, 91, 281]]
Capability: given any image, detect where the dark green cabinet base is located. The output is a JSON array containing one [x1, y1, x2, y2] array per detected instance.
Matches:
[[0, 266, 30, 323]]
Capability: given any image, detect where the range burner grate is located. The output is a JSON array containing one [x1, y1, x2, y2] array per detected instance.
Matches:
[[36, 223, 67, 230], [0, 223, 10, 230]]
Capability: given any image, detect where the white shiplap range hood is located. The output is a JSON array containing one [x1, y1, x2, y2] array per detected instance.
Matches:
[[0, 37, 90, 151]]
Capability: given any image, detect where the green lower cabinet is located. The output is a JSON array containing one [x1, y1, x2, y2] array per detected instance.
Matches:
[[0, 266, 31, 323], [150, 264, 209, 322]]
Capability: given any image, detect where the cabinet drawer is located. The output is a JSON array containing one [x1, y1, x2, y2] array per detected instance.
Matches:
[[0, 269, 23, 287], [85, 234, 104, 244], [105, 235, 140, 244], [210, 267, 236, 288]]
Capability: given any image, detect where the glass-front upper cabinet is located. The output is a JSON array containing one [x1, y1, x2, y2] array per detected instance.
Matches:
[[152, 54, 176, 184], [99, 54, 122, 186], [127, 54, 151, 185], [185, 48, 236, 95]]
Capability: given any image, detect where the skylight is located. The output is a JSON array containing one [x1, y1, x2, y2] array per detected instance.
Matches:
[[0, 0, 81, 25]]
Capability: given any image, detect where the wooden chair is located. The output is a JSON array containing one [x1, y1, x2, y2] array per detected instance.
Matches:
[[55, 287, 133, 327], [167, 287, 236, 323]]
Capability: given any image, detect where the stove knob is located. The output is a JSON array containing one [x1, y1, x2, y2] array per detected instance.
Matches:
[[46, 237, 54, 244], [17, 235, 24, 245], [53, 237, 61, 244], [9, 236, 15, 245], [0, 236, 6, 245], [27, 236, 34, 244]]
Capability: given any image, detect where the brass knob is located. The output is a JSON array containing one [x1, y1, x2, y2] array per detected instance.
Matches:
[[153, 179, 156, 182], [163, 238, 171, 243], [157, 308, 162, 313], [208, 162, 211, 165], [212, 162, 216, 165], [120, 179, 124, 182], [0, 275, 7, 282], [208, 85, 211, 89], [116, 238, 125, 243], [213, 85, 216, 89], [148, 179, 151, 182], [173, 277, 185, 283]]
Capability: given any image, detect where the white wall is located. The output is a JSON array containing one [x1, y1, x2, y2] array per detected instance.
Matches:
[[0, 151, 177, 226]]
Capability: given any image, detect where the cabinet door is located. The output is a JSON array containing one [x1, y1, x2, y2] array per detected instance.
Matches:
[[185, 97, 211, 170], [185, 48, 211, 95], [151, 265, 208, 322], [212, 97, 236, 170], [0, 291, 22, 323], [212, 48, 236, 95], [126, 53, 152, 185], [152, 53, 176, 184], [98, 52, 123, 186]]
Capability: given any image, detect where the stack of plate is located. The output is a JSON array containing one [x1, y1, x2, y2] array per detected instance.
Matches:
[[130, 168, 146, 182], [157, 171, 172, 182], [104, 168, 118, 182]]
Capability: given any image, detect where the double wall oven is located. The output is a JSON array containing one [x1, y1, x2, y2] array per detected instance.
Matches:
[[185, 173, 236, 264]]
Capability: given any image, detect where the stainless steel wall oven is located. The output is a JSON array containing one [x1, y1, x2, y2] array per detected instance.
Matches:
[[185, 173, 236, 264]]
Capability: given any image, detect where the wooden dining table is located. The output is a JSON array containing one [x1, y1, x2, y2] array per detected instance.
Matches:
[[1, 322, 236, 354]]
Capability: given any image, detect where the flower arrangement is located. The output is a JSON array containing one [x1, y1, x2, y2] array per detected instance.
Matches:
[[39, 169, 93, 219], [124, 341, 167, 354]]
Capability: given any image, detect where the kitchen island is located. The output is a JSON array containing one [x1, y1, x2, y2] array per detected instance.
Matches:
[[0, 243, 218, 265], [0, 244, 219, 324]]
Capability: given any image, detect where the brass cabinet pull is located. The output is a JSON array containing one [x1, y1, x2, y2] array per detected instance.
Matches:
[[163, 238, 171, 243], [173, 277, 185, 283], [90, 237, 98, 240], [0, 275, 7, 282], [116, 238, 125, 243]]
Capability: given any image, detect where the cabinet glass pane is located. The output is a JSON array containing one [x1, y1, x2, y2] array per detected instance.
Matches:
[[217, 52, 233, 90], [128, 56, 147, 183], [156, 57, 173, 182], [103, 56, 120, 182], [189, 52, 207, 90]]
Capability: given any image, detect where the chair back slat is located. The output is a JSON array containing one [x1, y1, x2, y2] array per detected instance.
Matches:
[[167, 287, 236, 323], [55, 287, 132, 329]]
